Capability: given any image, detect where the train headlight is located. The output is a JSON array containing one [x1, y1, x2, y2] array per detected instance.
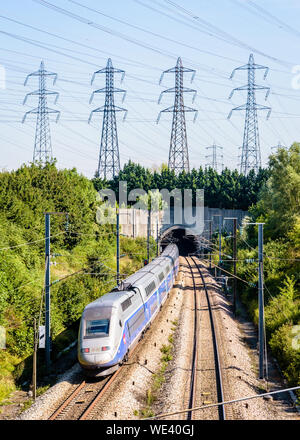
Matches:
[[81, 348, 90, 353], [101, 346, 111, 351]]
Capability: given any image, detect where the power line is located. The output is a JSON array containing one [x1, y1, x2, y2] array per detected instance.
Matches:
[[136, 0, 292, 67], [0, 231, 66, 252]]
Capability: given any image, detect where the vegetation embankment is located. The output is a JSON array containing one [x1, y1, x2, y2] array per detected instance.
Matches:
[[220, 144, 300, 397], [0, 162, 155, 405]]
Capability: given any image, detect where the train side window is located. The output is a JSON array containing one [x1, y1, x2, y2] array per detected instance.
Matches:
[[145, 280, 156, 297], [158, 272, 164, 283], [121, 297, 132, 312]]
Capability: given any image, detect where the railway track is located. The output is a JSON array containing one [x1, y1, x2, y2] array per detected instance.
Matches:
[[184, 257, 199, 420], [49, 367, 123, 420], [185, 256, 226, 420]]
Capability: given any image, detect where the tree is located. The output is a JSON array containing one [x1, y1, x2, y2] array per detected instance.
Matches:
[[251, 143, 300, 239]]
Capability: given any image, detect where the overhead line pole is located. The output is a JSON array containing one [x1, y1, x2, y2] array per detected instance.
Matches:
[[156, 215, 159, 257], [233, 218, 237, 315], [44, 211, 68, 374], [147, 208, 151, 264], [211, 214, 222, 278], [224, 217, 237, 315], [45, 213, 51, 374], [116, 207, 120, 286], [246, 222, 265, 379], [258, 223, 265, 379]]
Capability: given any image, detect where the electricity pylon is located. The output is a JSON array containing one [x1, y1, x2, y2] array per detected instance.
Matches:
[[89, 58, 127, 180], [205, 143, 224, 172], [157, 57, 197, 175], [228, 53, 271, 175], [22, 61, 60, 164], [271, 142, 286, 153]]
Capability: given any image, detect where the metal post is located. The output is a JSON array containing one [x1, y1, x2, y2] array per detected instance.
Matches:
[[45, 213, 51, 373], [209, 220, 212, 270], [233, 218, 237, 315], [218, 215, 222, 276], [32, 318, 37, 401], [147, 208, 151, 263], [132, 209, 135, 238], [258, 223, 265, 379], [156, 215, 159, 257], [116, 208, 120, 286]]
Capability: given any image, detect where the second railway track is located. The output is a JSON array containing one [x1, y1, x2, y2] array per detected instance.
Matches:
[[185, 256, 226, 420]]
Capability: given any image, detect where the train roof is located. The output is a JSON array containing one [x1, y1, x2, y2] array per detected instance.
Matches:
[[84, 290, 131, 309], [139, 257, 170, 277], [121, 269, 156, 290]]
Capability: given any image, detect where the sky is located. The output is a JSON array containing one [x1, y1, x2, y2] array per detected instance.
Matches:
[[1, 0, 300, 178]]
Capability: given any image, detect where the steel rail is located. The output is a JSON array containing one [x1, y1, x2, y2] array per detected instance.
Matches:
[[79, 367, 123, 420], [48, 380, 86, 420]]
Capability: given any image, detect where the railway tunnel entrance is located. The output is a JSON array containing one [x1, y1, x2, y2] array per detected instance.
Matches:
[[160, 227, 199, 256]]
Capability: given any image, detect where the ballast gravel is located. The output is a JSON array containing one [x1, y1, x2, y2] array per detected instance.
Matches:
[[17, 363, 82, 420], [156, 261, 299, 420]]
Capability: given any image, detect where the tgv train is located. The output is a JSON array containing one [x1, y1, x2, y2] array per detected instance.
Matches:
[[78, 244, 179, 377]]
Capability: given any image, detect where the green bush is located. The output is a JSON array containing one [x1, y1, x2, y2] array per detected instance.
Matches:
[[269, 324, 300, 391]]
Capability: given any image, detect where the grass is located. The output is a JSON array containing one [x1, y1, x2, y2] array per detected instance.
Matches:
[[36, 385, 50, 397], [20, 399, 33, 412], [135, 319, 179, 419], [0, 351, 20, 405]]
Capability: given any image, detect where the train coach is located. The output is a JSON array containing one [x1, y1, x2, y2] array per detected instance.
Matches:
[[78, 244, 179, 377]]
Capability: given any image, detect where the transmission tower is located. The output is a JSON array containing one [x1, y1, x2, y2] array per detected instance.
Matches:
[[88, 58, 127, 180], [22, 61, 60, 164], [157, 57, 197, 175], [271, 142, 286, 153], [205, 143, 224, 172], [228, 53, 271, 175]]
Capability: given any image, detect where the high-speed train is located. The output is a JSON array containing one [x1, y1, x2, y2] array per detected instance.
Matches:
[[78, 244, 179, 377]]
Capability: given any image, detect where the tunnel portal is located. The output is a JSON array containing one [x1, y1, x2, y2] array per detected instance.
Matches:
[[160, 227, 199, 256]]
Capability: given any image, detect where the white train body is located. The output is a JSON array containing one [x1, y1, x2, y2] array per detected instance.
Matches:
[[78, 244, 179, 376]]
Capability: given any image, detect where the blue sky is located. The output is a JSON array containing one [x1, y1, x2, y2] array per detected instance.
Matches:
[[1, 0, 300, 177]]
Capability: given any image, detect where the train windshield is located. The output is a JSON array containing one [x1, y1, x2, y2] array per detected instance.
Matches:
[[83, 306, 113, 338], [86, 319, 109, 336]]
